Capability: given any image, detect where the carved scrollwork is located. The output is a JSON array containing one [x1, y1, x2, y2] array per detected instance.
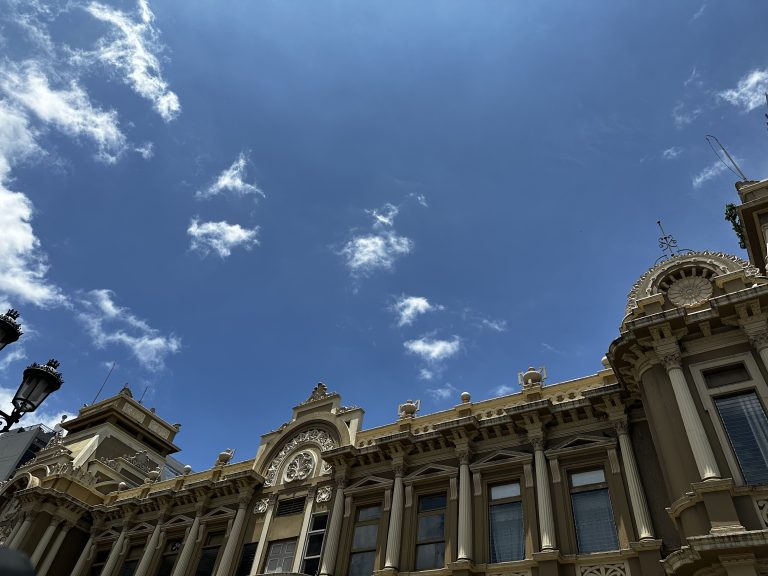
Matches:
[[253, 498, 269, 514], [264, 429, 336, 487], [284, 452, 315, 483], [316, 486, 333, 503], [577, 564, 627, 576], [754, 498, 768, 528]]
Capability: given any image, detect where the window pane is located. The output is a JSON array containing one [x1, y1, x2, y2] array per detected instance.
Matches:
[[419, 494, 446, 512], [311, 514, 328, 531], [357, 506, 381, 522], [302, 557, 320, 576], [415, 543, 445, 570], [703, 364, 750, 388], [349, 551, 376, 576], [121, 560, 138, 576], [571, 469, 605, 487], [417, 514, 445, 542], [264, 540, 297, 573], [352, 525, 378, 550], [490, 483, 520, 500], [305, 533, 324, 557], [194, 547, 221, 576], [572, 489, 619, 553], [237, 543, 258, 576], [489, 502, 524, 563], [156, 555, 177, 576], [715, 392, 768, 484]]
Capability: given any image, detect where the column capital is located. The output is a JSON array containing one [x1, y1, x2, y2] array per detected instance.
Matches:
[[660, 352, 682, 371], [530, 436, 545, 452], [392, 461, 405, 477], [613, 419, 629, 436]]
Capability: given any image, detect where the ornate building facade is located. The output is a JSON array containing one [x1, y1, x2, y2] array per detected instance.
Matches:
[[4, 178, 768, 576]]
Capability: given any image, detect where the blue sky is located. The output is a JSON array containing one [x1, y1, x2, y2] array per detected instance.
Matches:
[[1, 0, 767, 470]]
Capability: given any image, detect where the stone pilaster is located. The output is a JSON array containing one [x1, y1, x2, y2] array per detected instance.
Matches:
[[216, 492, 252, 576], [249, 494, 278, 576], [38, 520, 73, 576], [8, 512, 33, 549], [532, 436, 556, 551], [456, 448, 473, 562], [660, 350, 720, 480], [134, 514, 167, 576], [30, 516, 63, 568], [72, 524, 101, 576], [319, 475, 346, 576], [384, 462, 405, 569], [171, 502, 206, 576], [614, 420, 654, 540], [101, 523, 130, 576]]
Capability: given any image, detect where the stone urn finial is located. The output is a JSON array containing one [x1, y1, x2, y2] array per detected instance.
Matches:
[[518, 366, 546, 389], [460, 391, 471, 403], [398, 399, 420, 419], [216, 448, 235, 466]]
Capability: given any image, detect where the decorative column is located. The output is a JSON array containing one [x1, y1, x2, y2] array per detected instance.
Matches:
[[72, 528, 98, 576], [384, 462, 405, 569], [249, 494, 278, 576], [30, 516, 63, 568], [100, 523, 130, 576], [5, 514, 25, 545], [171, 502, 206, 576], [134, 516, 166, 576], [8, 512, 34, 549], [319, 476, 346, 576], [746, 329, 768, 373], [38, 521, 73, 576], [532, 437, 556, 551], [661, 352, 721, 480], [457, 449, 473, 562], [215, 492, 252, 576], [614, 420, 654, 541]]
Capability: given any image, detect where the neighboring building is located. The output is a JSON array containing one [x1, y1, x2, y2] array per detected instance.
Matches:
[[4, 178, 768, 576], [0, 424, 55, 481]]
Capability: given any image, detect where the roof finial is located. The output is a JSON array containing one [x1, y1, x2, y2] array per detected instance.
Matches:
[[656, 220, 692, 264]]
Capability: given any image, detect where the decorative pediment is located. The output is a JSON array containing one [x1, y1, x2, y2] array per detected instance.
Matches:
[[163, 514, 193, 527], [470, 449, 532, 471], [345, 475, 392, 494], [96, 527, 121, 541], [203, 506, 235, 519], [129, 521, 154, 534], [546, 434, 615, 456], [404, 463, 456, 483]]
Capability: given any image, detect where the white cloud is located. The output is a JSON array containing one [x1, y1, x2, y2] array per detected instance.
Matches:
[[367, 203, 399, 229], [718, 69, 768, 112], [187, 219, 260, 258], [683, 67, 701, 88], [480, 318, 507, 332], [426, 382, 459, 401], [692, 159, 729, 189], [0, 100, 66, 308], [0, 61, 126, 162], [404, 336, 461, 363], [492, 384, 515, 396], [392, 295, 442, 327], [197, 153, 264, 200], [0, 384, 73, 430], [662, 147, 683, 160], [341, 232, 413, 276], [135, 142, 154, 159], [85, 0, 181, 121], [77, 289, 181, 371], [0, 347, 26, 372], [672, 101, 702, 128], [691, 3, 706, 20]]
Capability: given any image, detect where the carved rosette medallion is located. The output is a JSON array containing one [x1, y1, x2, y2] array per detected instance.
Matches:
[[264, 429, 336, 487], [316, 486, 333, 503], [254, 498, 269, 514], [666, 276, 713, 308], [284, 451, 315, 483]]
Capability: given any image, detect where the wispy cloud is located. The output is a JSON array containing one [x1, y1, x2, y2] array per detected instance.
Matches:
[[0, 61, 126, 162], [718, 69, 768, 112], [662, 147, 683, 160], [340, 203, 414, 277], [683, 67, 702, 88], [84, 0, 181, 121], [196, 153, 264, 200], [77, 289, 181, 371], [392, 295, 442, 327], [135, 142, 154, 159], [188, 219, 260, 257], [480, 318, 507, 332], [0, 347, 27, 372], [691, 3, 707, 20], [0, 384, 73, 430], [404, 336, 461, 368], [492, 384, 515, 396], [692, 158, 729, 189], [426, 382, 459, 401], [672, 101, 702, 128]]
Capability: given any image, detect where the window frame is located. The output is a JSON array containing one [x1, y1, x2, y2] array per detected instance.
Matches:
[[414, 492, 447, 571], [301, 513, 328, 576], [263, 538, 298, 574], [567, 466, 620, 554], [347, 503, 382, 576], [486, 480, 525, 564], [689, 351, 768, 486]]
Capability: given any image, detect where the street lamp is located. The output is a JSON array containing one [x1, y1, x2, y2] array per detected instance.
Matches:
[[0, 310, 63, 433]]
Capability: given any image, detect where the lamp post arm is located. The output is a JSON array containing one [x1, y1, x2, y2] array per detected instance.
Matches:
[[0, 408, 23, 433]]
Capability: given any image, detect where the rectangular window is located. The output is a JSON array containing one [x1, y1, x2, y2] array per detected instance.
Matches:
[[194, 532, 224, 576], [570, 469, 619, 553], [348, 505, 380, 576], [276, 497, 306, 517], [703, 363, 750, 389], [90, 549, 110, 576], [714, 391, 768, 484], [415, 494, 446, 570], [488, 482, 524, 563], [301, 514, 328, 576], [264, 539, 297, 574], [120, 545, 143, 576], [156, 539, 182, 576], [236, 543, 258, 576]]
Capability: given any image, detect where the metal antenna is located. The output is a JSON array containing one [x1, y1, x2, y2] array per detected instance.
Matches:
[[138, 385, 149, 404], [92, 361, 116, 404], [764, 92, 768, 132], [656, 221, 693, 264], [705, 134, 748, 181]]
